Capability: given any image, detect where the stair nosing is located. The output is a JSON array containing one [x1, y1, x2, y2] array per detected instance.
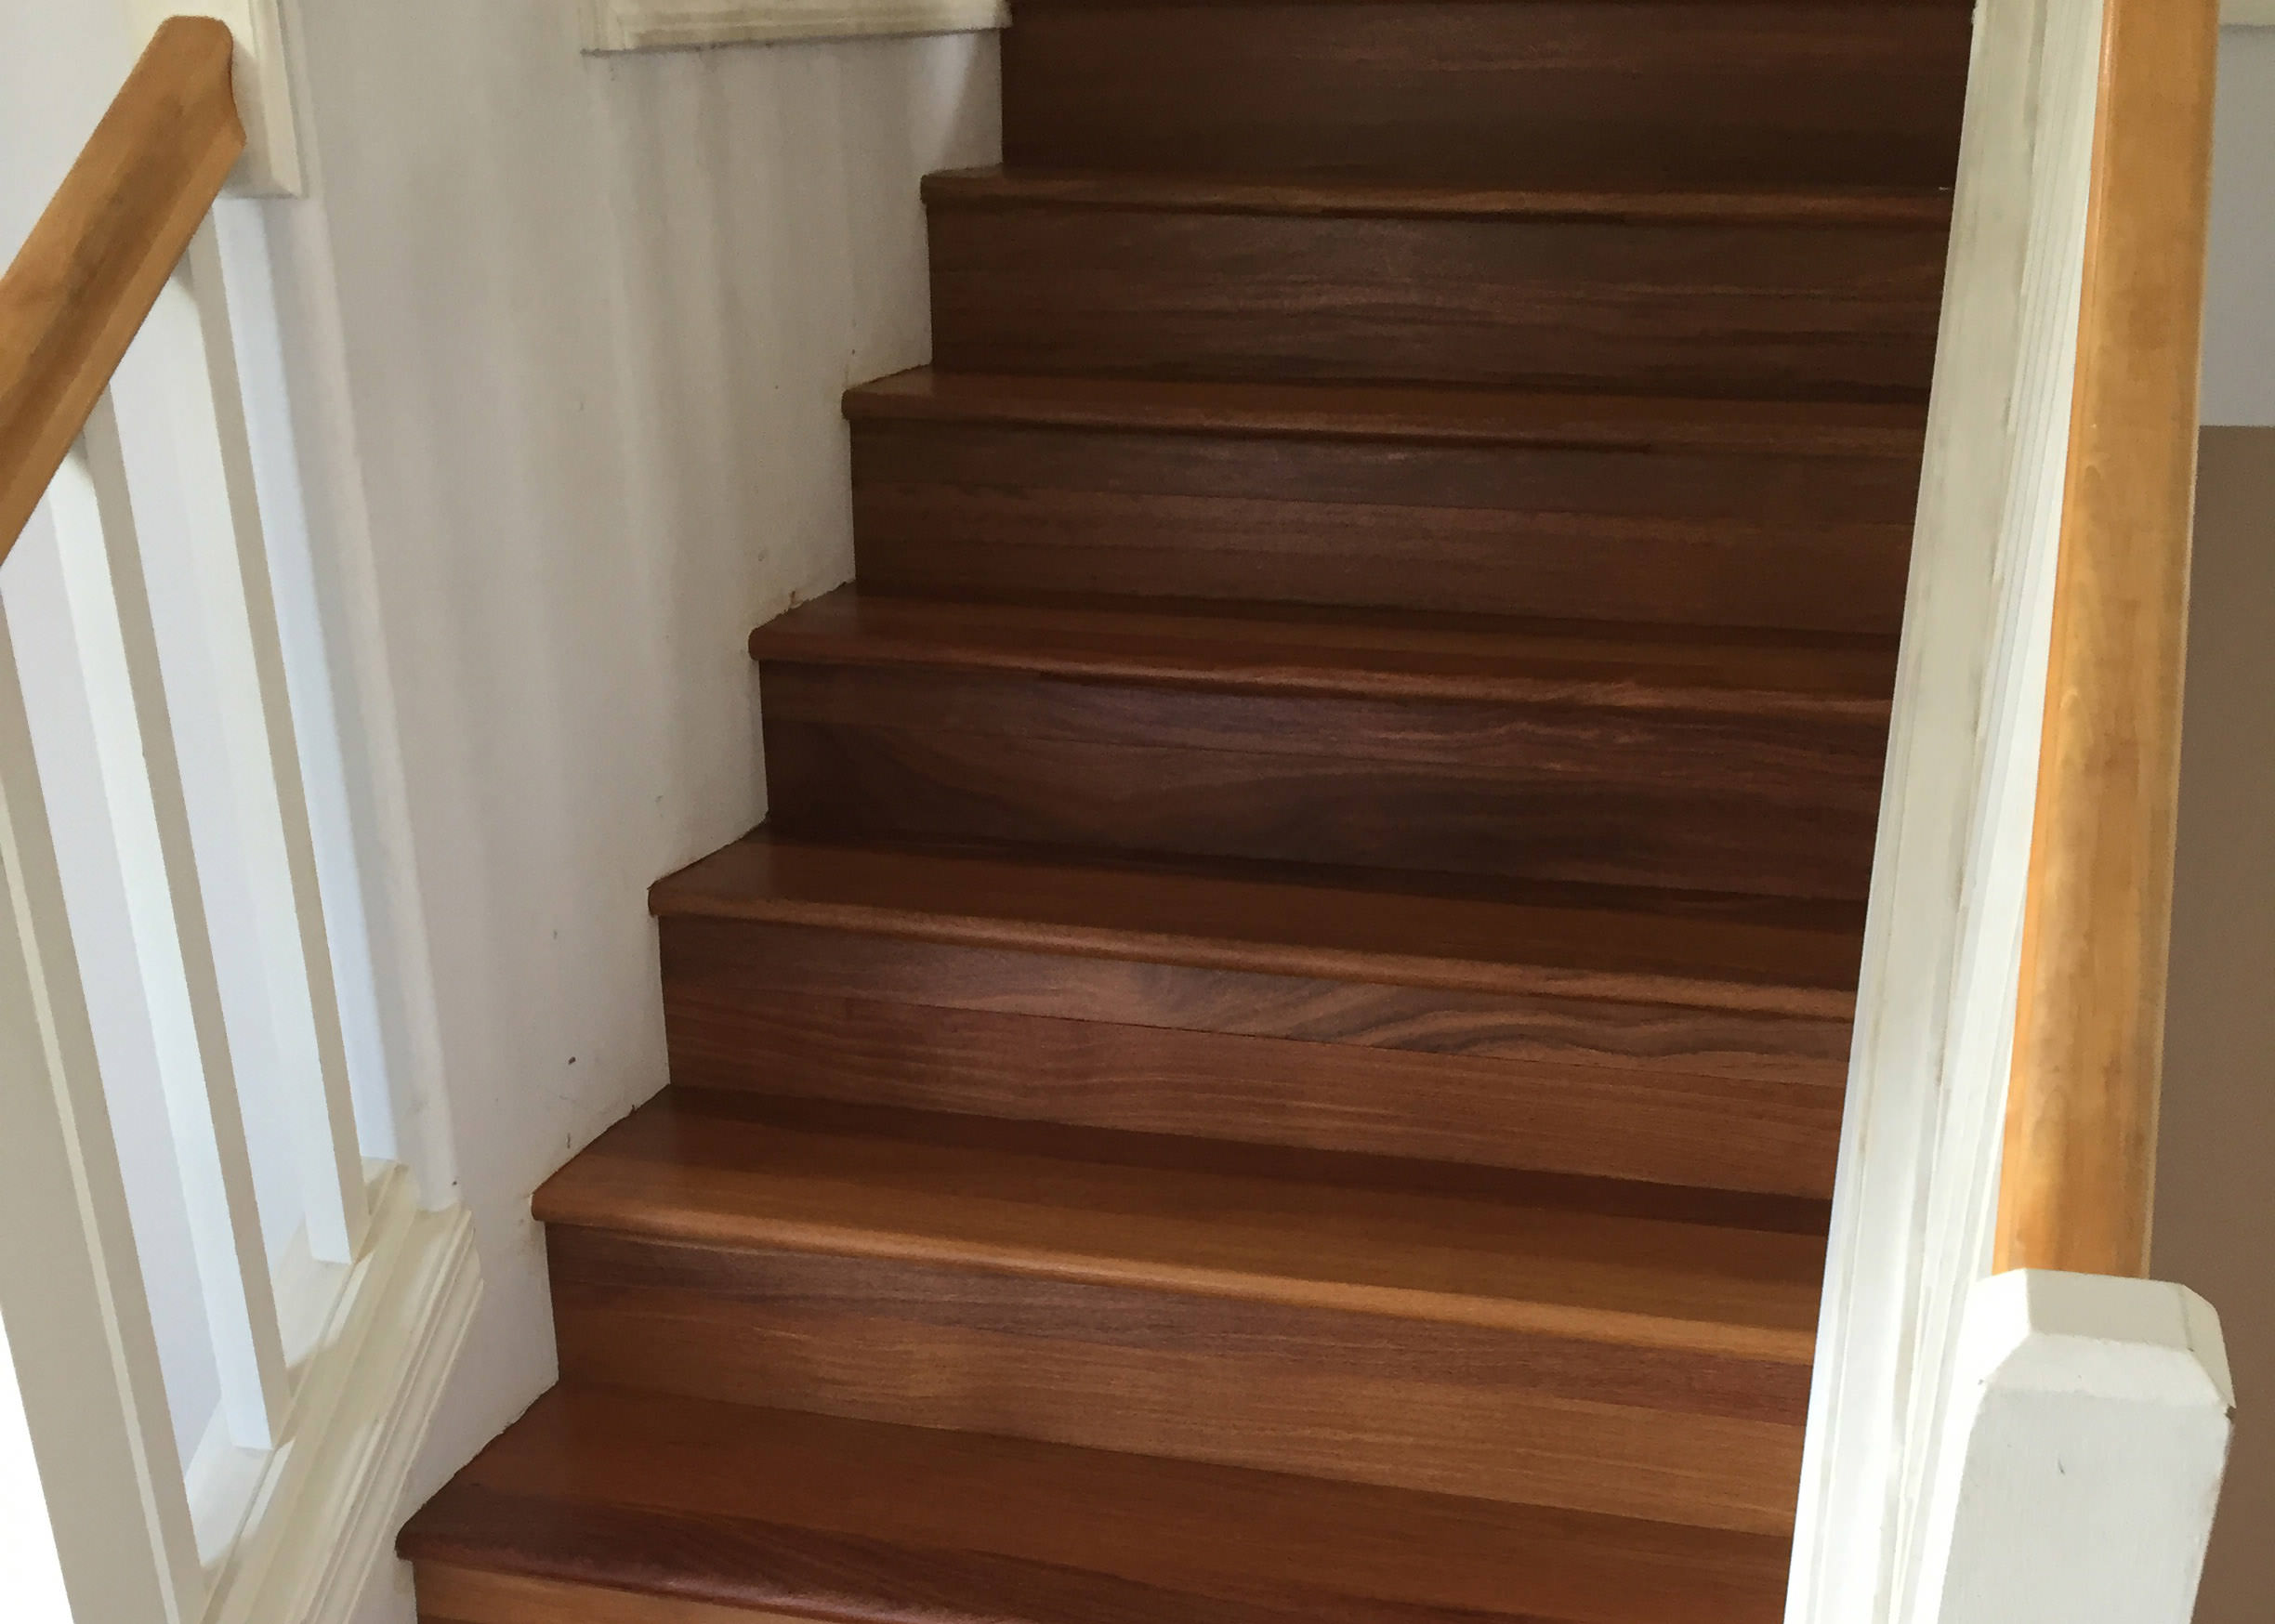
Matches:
[[748, 594, 1896, 724], [537, 1197, 1818, 1366], [650, 846, 1861, 1021], [845, 369, 1930, 458], [923, 165, 1955, 229]]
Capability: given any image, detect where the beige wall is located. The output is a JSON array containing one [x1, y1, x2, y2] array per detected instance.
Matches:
[[2160, 427, 2275, 1619]]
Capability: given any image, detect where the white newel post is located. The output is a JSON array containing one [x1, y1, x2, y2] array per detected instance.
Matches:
[[1914, 1271, 2233, 1624]]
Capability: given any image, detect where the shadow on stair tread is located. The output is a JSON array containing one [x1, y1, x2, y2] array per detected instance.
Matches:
[[401, 1386, 1795, 1624]]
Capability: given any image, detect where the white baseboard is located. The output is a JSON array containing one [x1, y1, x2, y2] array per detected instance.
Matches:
[[581, 0, 1008, 51], [201, 1172, 481, 1624]]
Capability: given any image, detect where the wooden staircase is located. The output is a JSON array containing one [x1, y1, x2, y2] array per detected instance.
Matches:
[[401, 4, 1970, 1618]]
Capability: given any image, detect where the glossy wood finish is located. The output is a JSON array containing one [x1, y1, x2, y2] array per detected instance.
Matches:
[[407, 0, 1971, 1606], [1004, 0, 1973, 190], [1997, 0, 2221, 1278], [538, 1092, 1816, 1530], [927, 171, 1951, 398], [0, 19, 243, 554], [403, 1388, 1795, 1623], [755, 592, 1890, 897], [848, 372, 1925, 632], [652, 833, 1866, 1014]]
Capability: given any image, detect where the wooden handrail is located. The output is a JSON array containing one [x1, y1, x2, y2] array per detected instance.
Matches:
[[0, 18, 243, 561], [1996, 0, 2222, 1277]]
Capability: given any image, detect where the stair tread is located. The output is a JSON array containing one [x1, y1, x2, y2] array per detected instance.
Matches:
[[538, 1091, 1822, 1358], [401, 1385, 1793, 1624], [846, 366, 1930, 457], [927, 165, 1954, 228], [651, 831, 1863, 1015], [749, 588, 1898, 719]]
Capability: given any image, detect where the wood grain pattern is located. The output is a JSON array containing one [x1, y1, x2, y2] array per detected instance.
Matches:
[[660, 924, 1850, 1194], [540, 1094, 1826, 1348], [927, 170, 1949, 397], [758, 659, 1886, 897], [749, 589, 1900, 717], [403, 1388, 1795, 1623], [537, 1096, 1815, 1529], [404, 0, 1973, 1595], [847, 367, 1933, 453], [0, 18, 243, 554], [847, 378, 1922, 631], [650, 833, 1868, 1015], [1996, 0, 2221, 1278], [1003, 0, 1972, 190]]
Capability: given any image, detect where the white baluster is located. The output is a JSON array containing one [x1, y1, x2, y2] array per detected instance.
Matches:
[[76, 399, 292, 1450], [0, 545, 202, 1623], [179, 218, 370, 1267]]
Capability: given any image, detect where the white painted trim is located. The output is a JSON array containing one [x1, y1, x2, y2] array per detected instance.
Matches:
[[1915, 1273, 2232, 1623], [2226, 1, 2275, 25], [200, 1169, 480, 1624], [581, 0, 1008, 52], [120, 0, 307, 195], [1787, 1, 2107, 1619], [0, 569, 204, 1624]]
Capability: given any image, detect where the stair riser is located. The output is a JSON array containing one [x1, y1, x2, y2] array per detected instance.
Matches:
[[548, 1228, 1810, 1534], [850, 420, 1918, 633], [659, 917, 1851, 1197], [758, 663, 1887, 898], [927, 202, 1948, 396], [1005, 1, 1971, 190]]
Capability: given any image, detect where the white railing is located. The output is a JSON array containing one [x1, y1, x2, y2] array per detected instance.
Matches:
[[0, 21, 478, 1624]]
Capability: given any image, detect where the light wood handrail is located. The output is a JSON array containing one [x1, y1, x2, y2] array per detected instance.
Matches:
[[0, 18, 243, 561], [1996, 0, 2222, 1277]]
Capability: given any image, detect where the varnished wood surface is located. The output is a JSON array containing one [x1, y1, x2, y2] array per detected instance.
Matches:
[[848, 375, 1920, 632], [751, 589, 1898, 717], [406, 0, 1967, 1588], [927, 171, 1949, 397], [1997, 0, 2221, 1277], [0, 19, 243, 554], [541, 1094, 1813, 1526], [651, 833, 1866, 1015], [661, 919, 1851, 1197], [845, 368, 1933, 456], [402, 1387, 1795, 1623], [760, 663, 1885, 897], [927, 168, 1956, 227], [1004, 0, 1971, 190], [549, 1223, 1806, 1528], [540, 1092, 1824, 1354]]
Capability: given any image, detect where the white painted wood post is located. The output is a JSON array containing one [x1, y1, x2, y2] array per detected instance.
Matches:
[[1913, 1271, 2233, 1624], [0, 585, 203, 1624], [186, 217, 371, 1266], [74, 400, 294, 1450]]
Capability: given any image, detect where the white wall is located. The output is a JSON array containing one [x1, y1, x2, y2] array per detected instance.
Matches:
[[256, 7, 998, 1615], [2203, 28, 2275, 425]]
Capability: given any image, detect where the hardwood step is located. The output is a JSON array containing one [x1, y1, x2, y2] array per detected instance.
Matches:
[[401, 1385, 1795, 1622], [1003, 0, 1972, 190], [653, 832, 1858, 1196], [531, 1090, 1819, 1530], [751, 589, 1893, 897], [926, 170, 1952, 397], [847, 370, 1926, 632]]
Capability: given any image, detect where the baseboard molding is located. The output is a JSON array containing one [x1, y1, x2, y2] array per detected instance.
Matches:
[[581, 0, 1008, 51], [203, 1172, 481, 1624]]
